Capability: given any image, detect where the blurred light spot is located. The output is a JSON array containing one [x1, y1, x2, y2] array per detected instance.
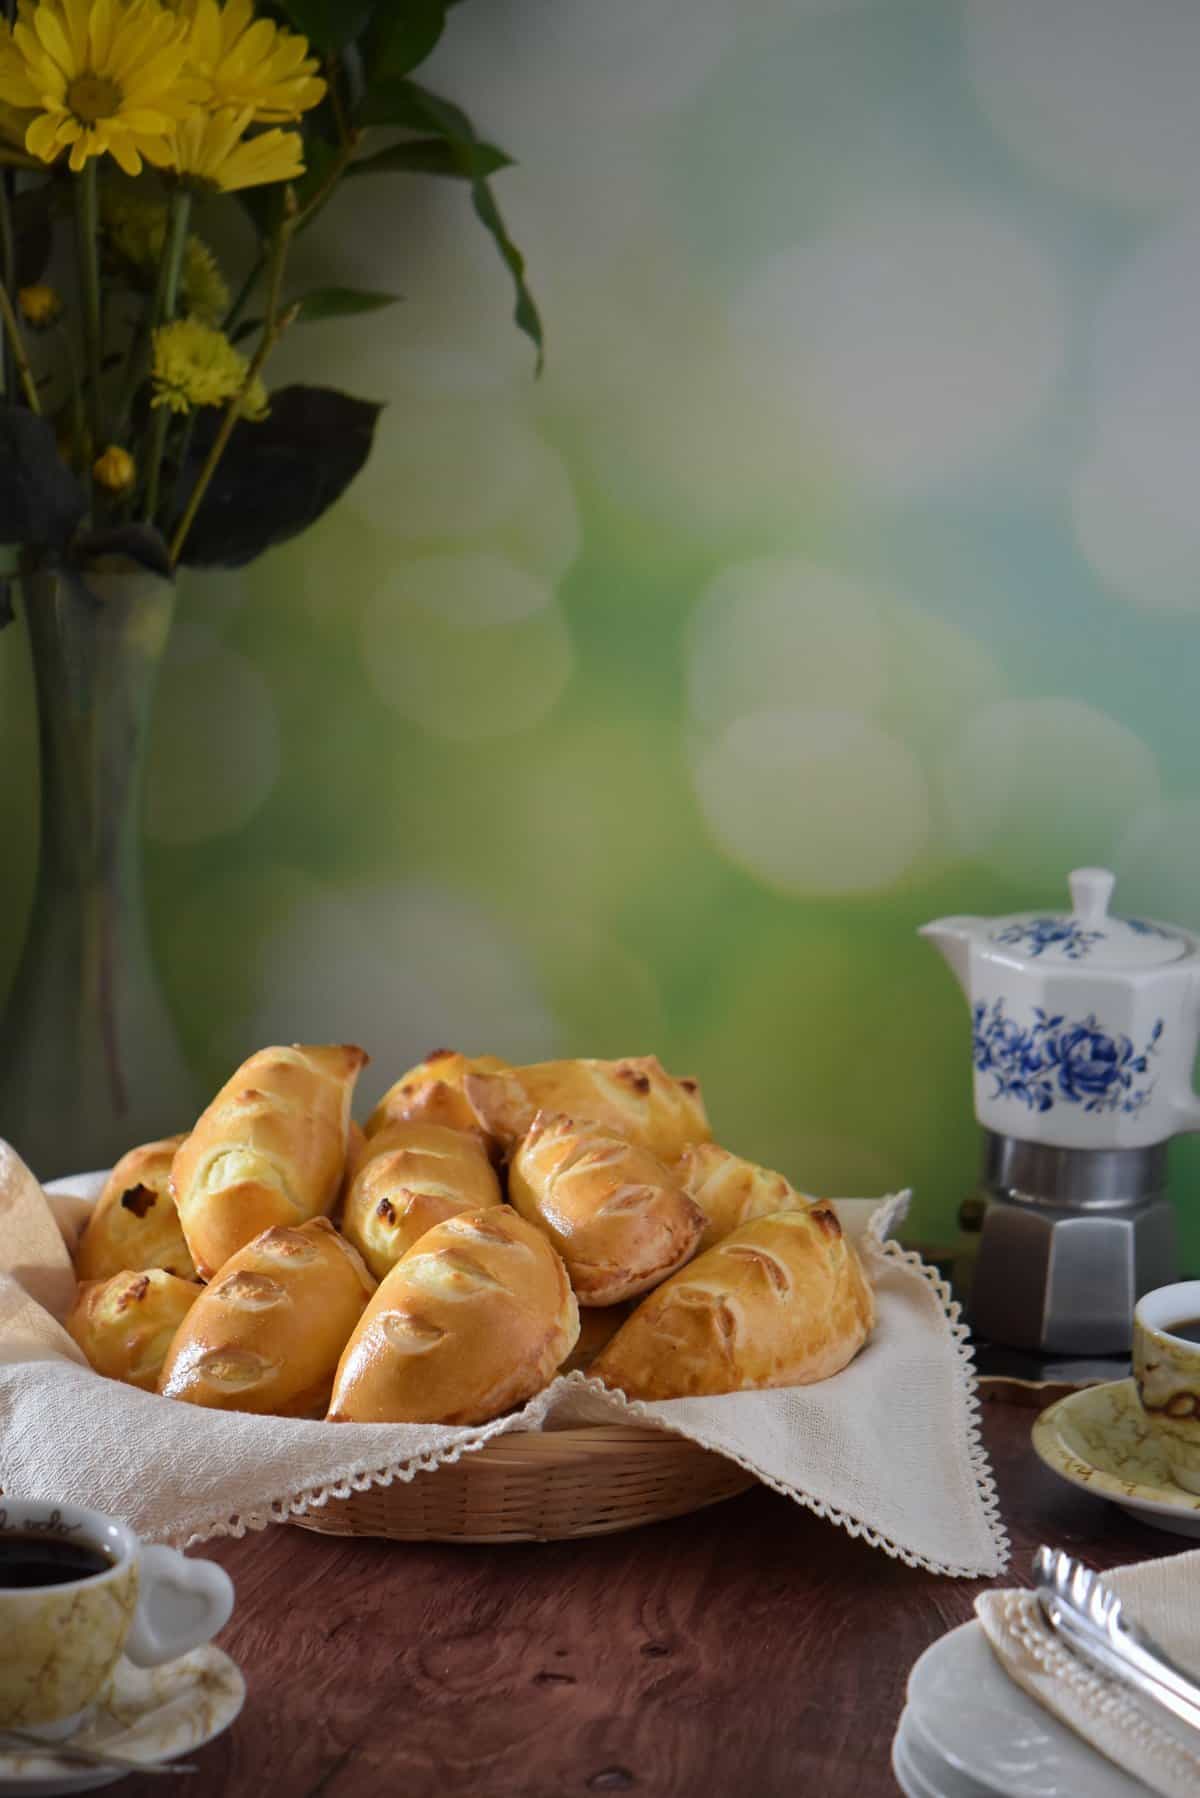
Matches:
[[732, 205, 1064, 494], [694, 708, 931, 894], [966, 0, 1200, 214], [941, 699, 1161, 882], [237, 880, 559, 1112], [360, 554, 573, 740]]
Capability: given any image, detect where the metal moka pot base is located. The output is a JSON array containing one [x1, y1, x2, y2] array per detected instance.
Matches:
[[966, 1132, 1179, 1356]]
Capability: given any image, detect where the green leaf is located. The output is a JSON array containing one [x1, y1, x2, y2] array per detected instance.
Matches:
[[354, 79, 542, 369], [171, 385, 383, 568], [291, 285, 403, 321], [0, 405, 87, 549], [232, 286, 400, 343], [362, 0, 448, 80], [278, 0, 371, 51], [346, 136, 512, 179]]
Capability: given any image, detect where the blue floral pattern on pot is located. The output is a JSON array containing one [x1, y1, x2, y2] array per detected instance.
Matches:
[[971, 1001, 1164, 1115], [992, 918, 1104, 959]]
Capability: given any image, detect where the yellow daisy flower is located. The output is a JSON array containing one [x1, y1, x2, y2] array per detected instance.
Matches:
[[173, 0, 324, 122], [0, 0, 204, 175], [151, 315, 268, 418], [102, 187, 230, 321], [147, 104, 303, 191]]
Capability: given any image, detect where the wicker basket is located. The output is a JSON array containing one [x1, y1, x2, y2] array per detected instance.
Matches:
[[293, 1425, 755, 1543]]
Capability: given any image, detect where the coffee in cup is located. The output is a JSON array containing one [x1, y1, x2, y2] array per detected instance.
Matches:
[[1133, 1281, 1200, 1493], [0, 1499, 234, 1738]]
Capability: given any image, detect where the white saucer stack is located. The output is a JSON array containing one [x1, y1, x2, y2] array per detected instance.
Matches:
[[892, 1619, 1152, 1797]]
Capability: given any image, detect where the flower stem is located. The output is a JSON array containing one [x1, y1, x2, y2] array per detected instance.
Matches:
[[114, 186, 193, 439], [0, 278, 41, 413], [168, 189, 298, 568], [74, 158, 104, 448], [295, 134, 358, 231], [54, 318, 86, 471], [222, 249, 265, 337], [140, 188, 194, 530]]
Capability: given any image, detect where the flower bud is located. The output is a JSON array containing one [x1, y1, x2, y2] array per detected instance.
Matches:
[[17, 284, 62, 329], [92, 445, 136, 494]]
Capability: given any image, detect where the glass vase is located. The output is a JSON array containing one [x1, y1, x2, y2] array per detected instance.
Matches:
[[0, 566, 200, 1179]]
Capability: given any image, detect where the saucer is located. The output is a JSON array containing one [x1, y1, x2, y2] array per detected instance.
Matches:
[[0, 1645, 244, 1795], [1032, 1377, 1200, 1537], [893, 1618, 1150, 1796]]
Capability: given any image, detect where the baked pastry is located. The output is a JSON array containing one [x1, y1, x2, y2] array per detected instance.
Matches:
[[591, 1205, 874, 1401], [171, 1043, 368, 1278], [327, 1206, 579, 1426], [508, 1112, 705, 1305], [463, 1056, 712, 1163], [75, 1136, 195, 1283], [158, 1217, 375, 1416], [674, 1142, 815, 1252], [340, 1120, 503, 1281], [560, 1301, 635, 1375], [66, 1269, 200, 1392], [366, 1050, 511, 1142]]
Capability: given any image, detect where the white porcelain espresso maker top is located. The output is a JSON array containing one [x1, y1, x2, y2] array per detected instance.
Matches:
[[921, 869, 1200, 1152]]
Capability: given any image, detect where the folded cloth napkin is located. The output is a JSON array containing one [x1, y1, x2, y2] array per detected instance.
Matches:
[[0, 1142, 1008, 1576], [977, 1549, 1200, 1798]]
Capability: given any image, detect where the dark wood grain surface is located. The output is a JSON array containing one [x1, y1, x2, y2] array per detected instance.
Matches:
[[119, 1397, 1189, 1798]]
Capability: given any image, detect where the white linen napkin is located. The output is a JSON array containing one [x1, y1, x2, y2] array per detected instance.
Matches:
[[0, 1142, 1008, 1575], [977, 1550, 1200, 1798]]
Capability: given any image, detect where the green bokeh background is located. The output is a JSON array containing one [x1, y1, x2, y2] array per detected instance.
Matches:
[[4, 0, 1200, 1256]]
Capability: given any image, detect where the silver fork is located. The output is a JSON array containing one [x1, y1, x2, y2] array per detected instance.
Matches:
[[1033, 1545, 1200, 1739]]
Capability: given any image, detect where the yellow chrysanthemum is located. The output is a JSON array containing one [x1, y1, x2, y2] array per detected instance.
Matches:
[[101, 187, 230, 321], [93, 443, 136, 491], [151, 315, 268, 418], [0, 0, 206, 175], [18, 283, 62, 327], [147, 103, 303, 191], [171, 0, 324, 122]]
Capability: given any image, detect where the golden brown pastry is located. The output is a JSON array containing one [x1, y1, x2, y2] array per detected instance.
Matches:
[[327, 1206, 579, 1426], [508, 1112, 705, 1305], [463, 1055, 712, 1163], [66, 1269, 201, 1392], [75, 1136, 195, 1283], [341, 1120, 504, 1281], [591, 1205, 874, 1401], [560, 1301, 635, 1375], [157, 1217, 375, 1417], [171, 1043, 368, 1278], [366, 1050, 511, 1142], [332, 1119, 368, 1224], [674, 1142, 815, 1252]]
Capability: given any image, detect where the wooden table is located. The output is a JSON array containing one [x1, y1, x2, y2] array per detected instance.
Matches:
[[121, 1395, 1188, 1798]]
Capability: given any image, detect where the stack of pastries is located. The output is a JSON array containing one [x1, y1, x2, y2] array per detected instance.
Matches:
[[64, 1044, 875, 1427]]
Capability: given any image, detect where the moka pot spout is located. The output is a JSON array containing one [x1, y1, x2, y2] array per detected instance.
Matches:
[[917, 917, 978, 996]]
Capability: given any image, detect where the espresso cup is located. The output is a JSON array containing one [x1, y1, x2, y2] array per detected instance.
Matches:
[[1133, 1281, 1200, 1493], [0, 1498, 234, 1738]]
